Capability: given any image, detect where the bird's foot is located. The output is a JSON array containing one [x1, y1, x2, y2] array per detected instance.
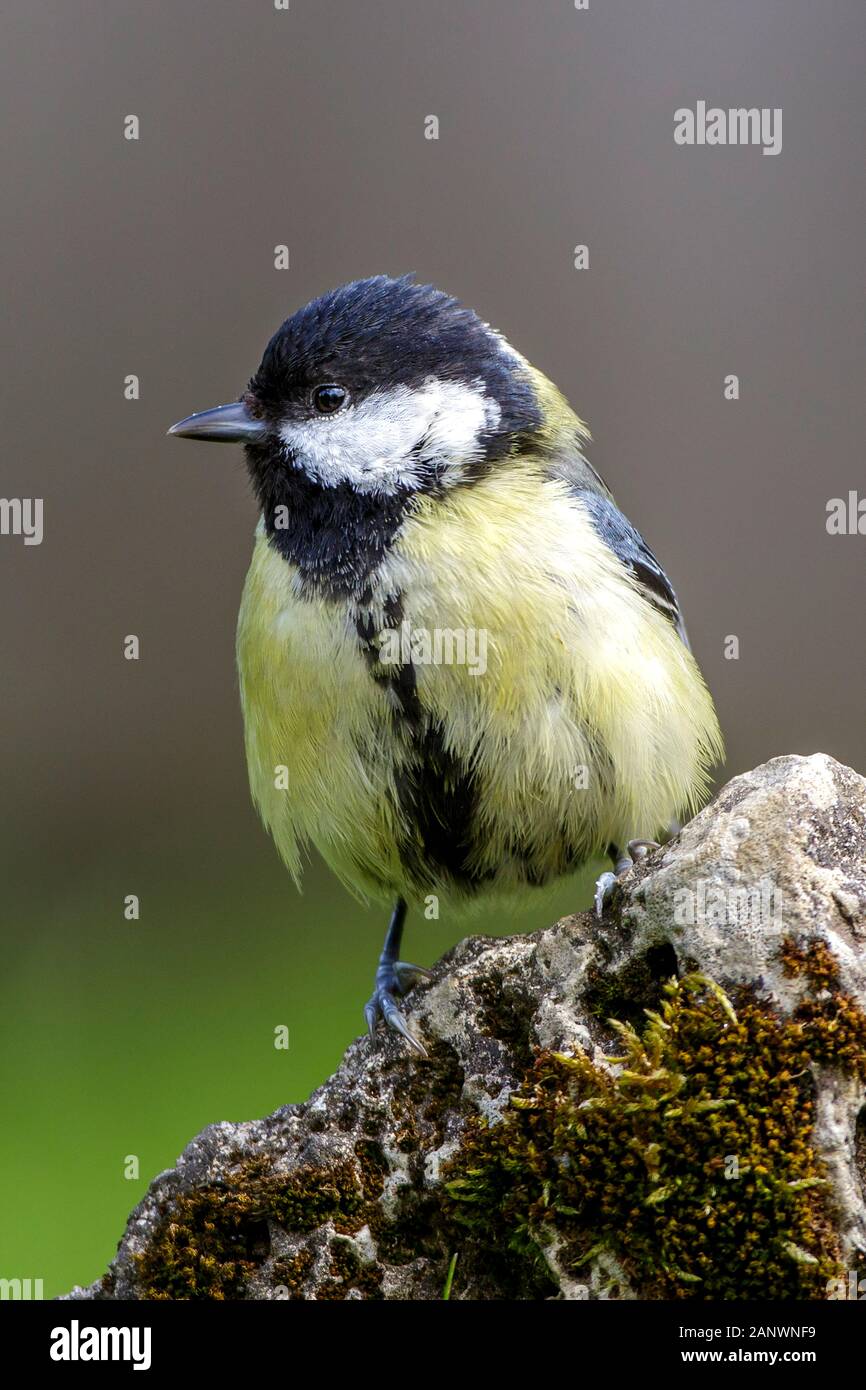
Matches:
[[364, 959, 432, 1058], [593, 871, 619, 918], [594, 838, 661, 918]]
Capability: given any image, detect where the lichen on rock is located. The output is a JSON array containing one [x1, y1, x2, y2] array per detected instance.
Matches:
[[63, 755, 866, 1301]]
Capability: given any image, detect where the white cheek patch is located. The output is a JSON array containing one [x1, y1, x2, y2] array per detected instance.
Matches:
[[278, 378, 502, 494]]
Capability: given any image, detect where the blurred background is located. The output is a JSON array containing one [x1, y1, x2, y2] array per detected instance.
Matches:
[[1, 0, 864, 1297]]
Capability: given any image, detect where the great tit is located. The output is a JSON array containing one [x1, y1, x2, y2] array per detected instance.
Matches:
[[169, 275, 723, 1056]]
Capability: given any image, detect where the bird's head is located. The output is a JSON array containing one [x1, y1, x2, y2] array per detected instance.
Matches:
[[168, 275, 583, 596], [169, 274, 544, 494]]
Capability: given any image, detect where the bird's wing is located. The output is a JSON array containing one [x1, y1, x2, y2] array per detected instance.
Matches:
[[576, 489, 691, 648]]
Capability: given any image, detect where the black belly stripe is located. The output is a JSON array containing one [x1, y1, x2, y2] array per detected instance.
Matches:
[[354, 595, 483, 888], [354, 597, 616, 892]]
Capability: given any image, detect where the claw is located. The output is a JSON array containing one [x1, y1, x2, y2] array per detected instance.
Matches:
[[365, 986, 428, 1057], [392, 961, 434, 994], [594, 869, 618, 918], [382, 993, 429, 1056], [364, 900, 430, 1058], [595, 839, 662, 918], [627, 838, 660, 863]]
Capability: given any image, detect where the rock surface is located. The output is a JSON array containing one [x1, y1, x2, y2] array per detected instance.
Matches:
[[64, 754, 866, 1301]]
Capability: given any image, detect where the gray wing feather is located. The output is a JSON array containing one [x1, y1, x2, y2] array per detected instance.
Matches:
[[577, 490, 690, 648]]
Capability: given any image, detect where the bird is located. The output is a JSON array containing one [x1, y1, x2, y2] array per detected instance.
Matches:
[[169, 274, 723, 1057]]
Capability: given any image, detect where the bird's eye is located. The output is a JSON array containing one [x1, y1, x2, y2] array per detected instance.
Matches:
[[312, 384, 348, 415]]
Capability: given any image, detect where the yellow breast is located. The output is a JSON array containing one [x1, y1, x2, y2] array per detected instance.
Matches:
[[236, 466, 722, 907], [236, 522, 408, 897]]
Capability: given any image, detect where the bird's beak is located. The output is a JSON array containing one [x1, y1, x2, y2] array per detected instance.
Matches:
[[167, 400, 267, 443]]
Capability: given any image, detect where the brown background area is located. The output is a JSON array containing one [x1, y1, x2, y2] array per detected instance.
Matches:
[[3, 0, 864, 864]]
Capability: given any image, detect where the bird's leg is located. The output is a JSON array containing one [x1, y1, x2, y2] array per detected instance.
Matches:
[[594, 838, 661, 918], [363, 898, 432, 1057]]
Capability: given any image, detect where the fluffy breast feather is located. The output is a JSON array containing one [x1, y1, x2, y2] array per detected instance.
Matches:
[[236, 466, 723, 905], [236, 521, 407, 896], [380, 467, 722, 878]]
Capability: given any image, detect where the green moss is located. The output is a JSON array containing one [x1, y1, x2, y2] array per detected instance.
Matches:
[[385, 1037, 466, 1150], [583, 942, 679, 1030], [270, 1249, 315, 1300], [781, 936, 866, 1076], [318, 1237, 384, 1300], [476, 974, 537, 1070], [443, 958, 865, 1300], [781, 936, 842, 992], [134, 933, 866, 1301], [135, 1150, 384, 1300]]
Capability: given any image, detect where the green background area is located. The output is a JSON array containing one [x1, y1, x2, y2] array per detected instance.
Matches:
[[1, 827, 597, 1297]]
